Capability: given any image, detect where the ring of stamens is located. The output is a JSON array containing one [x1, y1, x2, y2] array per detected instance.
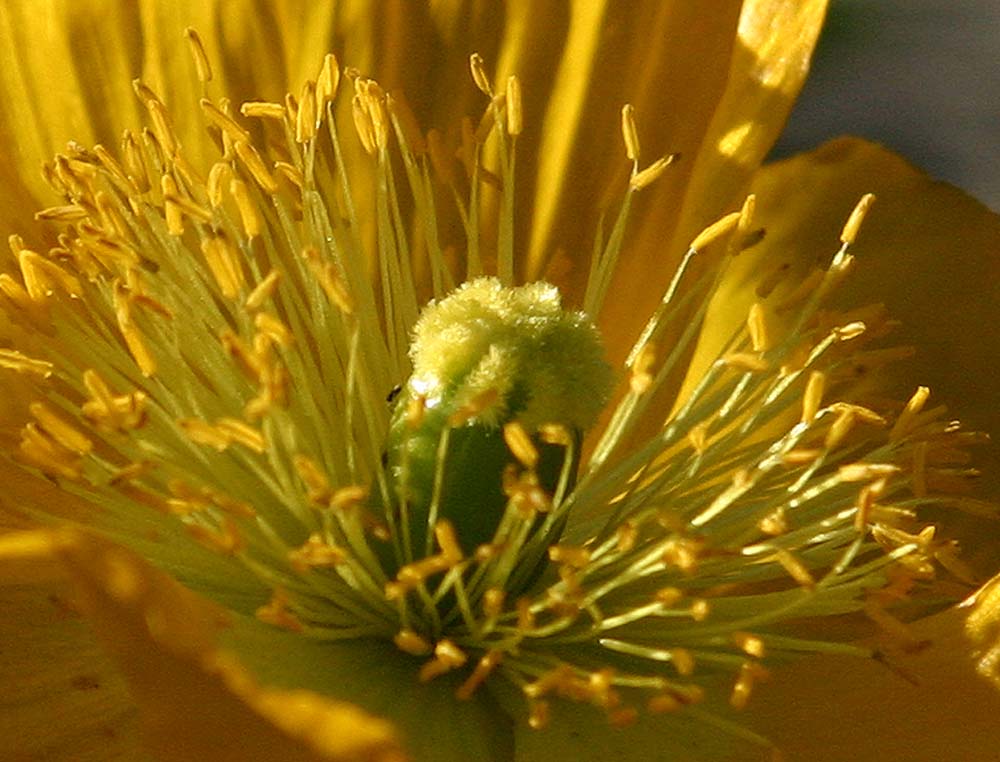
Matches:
[[0, 31, 981, 745]]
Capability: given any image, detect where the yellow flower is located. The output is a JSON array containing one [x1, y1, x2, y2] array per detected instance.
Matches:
[[1, 2, 1000, 761]]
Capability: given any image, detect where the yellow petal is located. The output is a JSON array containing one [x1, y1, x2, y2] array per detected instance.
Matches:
[[686, 136, 1000, 570], [0, 0, 144, 232], [600, 0, 828, 360], [0, 581, 143, 762], [743, 578, 1000, 761], [0, 528, 406, 762], [509, 2, 747, 285]]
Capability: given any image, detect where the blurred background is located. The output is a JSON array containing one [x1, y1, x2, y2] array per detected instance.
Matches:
[[771, 0, 1000, 211]]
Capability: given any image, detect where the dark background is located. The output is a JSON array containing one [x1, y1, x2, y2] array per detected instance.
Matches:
[[772, 0, 1000, 210]]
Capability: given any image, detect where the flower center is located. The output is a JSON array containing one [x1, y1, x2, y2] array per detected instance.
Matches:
[[0, 34, 980, 743]]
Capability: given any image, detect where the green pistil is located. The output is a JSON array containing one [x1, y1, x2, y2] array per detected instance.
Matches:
[[382, 278, 612, 569]]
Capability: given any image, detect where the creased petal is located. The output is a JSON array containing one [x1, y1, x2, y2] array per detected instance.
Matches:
[[744, 580, 1000, 761], [600, 0, 828, 360], [0, 529, 406, 762], [512, 1, 746, 287]]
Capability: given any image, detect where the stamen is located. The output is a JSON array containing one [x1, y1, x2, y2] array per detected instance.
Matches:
[[690, 211, 742, 252], [621, 104, 640, 161], [419, 640, 468, 682], [456, 650, 503, 700], [840, 193, 876, 247], [295, 81, 318, 143], [0, 42, 978, 744], [29, 402, 92, 454], [184, 27, 213, 84], [234, 141, 280, 193], [503, 421, 539, 469], [316, 54, 341, 106], [394, 629, 432, 655], [505, 76, 523, 137], [19, 249, 82, 300], [256, 588, 305, 632], [240, 101, 288, 120], [890, 386, 931, 442], [469, 53, 492, 96], [201, 234, 245, 298], [801, 370, 826, 423], [629, 154, 676, 190], [746, 302, 771, 352]]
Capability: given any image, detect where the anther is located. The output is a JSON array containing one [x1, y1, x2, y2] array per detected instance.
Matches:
[[838, 463, 901, 482], [774, 549, 815, 589], [833, 321, 867, 341], [434, 520, 464, 565], [630, 342, 656, 394], [548, 544, 591, 568], [629, 154, 677, 190], [890, 386, 931, 442], [227, 178, 261, 238], [721, 353, 769, 372], [528, 700, 550, 729], [201, 235, 245, 299], [482, 588, 505, 618], [757, 508, 788, 535], [690, 212, 743, 253], [34, 205, 88, 223], [201, 99, 252, 144], [825, 408, 856, 450], [302, 247, 354, 312], [244, 270, 282, 312], [469, 53, 492, 95], [29, 402, 92, 455], [505, 76, 523, 136], [295, 81, 318, 143], [240, 101, 287, 120], [184, 28, 213, 83], [256, 588, 304, 632], [418, 640, 468, 682], [747, 302, 771, 352], [234, 141, 280, 194], [456, 650, 503, 700], [732, 631, 766, 658], [316, 54, 341, 106], [503, 421, 538, 469], [840, 193, 876, 247], [187, 516, 243, 555], [621, 104, 640, 161], [18, 250, 82, 300], [730, 662, 769, 710], [801, 370, 826, 424], [352, 94, 377, 155], [207, 163, 231, 207], [393, 629, 432, 656]]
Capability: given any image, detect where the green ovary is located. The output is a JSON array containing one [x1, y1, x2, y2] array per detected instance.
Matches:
[[382, 277, 613, 569]]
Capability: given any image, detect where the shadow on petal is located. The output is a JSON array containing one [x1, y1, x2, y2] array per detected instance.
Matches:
[[744, 578, 1000, 761], [1, 528, 406, 762]]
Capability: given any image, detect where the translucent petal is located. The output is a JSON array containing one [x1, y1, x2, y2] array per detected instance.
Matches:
[[0, 582, 145, 762], [744, 578, 1000, 761], [686, 136, 1000, 571], [0, 529, 406, 762]]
